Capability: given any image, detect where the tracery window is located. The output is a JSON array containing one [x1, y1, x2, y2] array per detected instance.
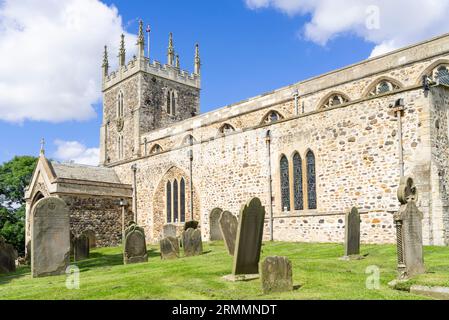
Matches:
[[321, 94, 349, 109], [435, 66, 449, 85], [263, 111, 284, 124], [182, 134, 195, 146], [368, 80, 400, 96], [166, 181, 172, 223], [150, 144, 163, 155], [306, 150, 317, 210], [117, 91, 124, 118], [280, 155, 290, 212], [180, 178, 186, 223], [166, 178, 187, 224], [219, 123, 235, 135], [293, 152, 304, 211]]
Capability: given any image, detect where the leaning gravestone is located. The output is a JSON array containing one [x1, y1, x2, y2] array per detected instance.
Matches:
[[344, 207, 361, 258], [73, 234, 90, 261], [219, 211, 238, 256], [123, 224, 148, 264], [0, 236, 17, 274], [260, 256, 293, 294], [163, 224, 177, 238], [160, 236, 180, 260], [224, 197, 266, 281], [31, 197, 70, 278], [209, 208, 223, 241], [394, 176, 425, 279], [184, 220, 199, 231], [182, 228, 203, 257]]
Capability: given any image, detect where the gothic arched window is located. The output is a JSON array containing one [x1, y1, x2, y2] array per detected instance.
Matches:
[[182, 134, 195, 146], [173, 180, 179, 223], [262, 111, 284, 124], [166, 181, 172, 223], [321, 94, 349, 109], [367, 80, 400, 97], [150, 144, 163, 155], [280, 155, 290, 212], [293, 152, 304, 211], [219, 123, 235, 135], [117, 91, 124, 118], [436, 66, 449, 85], [306, 150, 317, 210], [180, 178, 186, 223], [171, 91, 176, 116], [117, 135, 124, 159], [166, 90, 172, 114]]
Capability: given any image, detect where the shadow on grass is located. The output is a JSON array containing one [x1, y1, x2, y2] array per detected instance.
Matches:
[[0, 265, 30, 285]]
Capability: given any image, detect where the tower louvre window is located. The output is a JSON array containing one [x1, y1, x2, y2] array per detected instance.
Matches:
[[117, 91, 124, 118]]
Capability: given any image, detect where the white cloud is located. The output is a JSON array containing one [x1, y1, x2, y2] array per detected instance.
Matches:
[[0, 0, 137, 123], [53, 140, 99, 166], [245, 0, 449, 57]]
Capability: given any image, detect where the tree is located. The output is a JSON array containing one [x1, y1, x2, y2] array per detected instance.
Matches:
[[0, 156, 37, 255]]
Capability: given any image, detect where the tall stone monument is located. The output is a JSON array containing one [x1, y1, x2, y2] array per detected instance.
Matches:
[[219, 211, 238, 256], [209, 208, 223, 241], [224, 197, 266, 281], [123, 224, 148, 264], [344, 207, 361, 258], [31, 197, 70, 278], [394, 176, 425, 279]]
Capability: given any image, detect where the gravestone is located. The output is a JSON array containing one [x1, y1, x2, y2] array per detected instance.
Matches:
[[69, 232, 75, 255], [209, 208, 223, 241], [83, 230, 96, 248], [0, 237, 17, 274], [73, 234, 90, 261], [224, 198, 265, 281], [184, 220, 199, 231], [394, 176, 425, 279], [219, 211, 238, 256], [160, 236, 180, 260], [260, 256, 293, 294], [123, 224, 148, 264], [182, 228, 203, 257], [31, 197, 70, 278], [163, 224, 177, 238], [344, 207, 361, 257]]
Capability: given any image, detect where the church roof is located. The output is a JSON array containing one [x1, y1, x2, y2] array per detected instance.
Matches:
[[50, 161, 122, 184]]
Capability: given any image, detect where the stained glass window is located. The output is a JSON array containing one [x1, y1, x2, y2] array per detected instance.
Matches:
[[180, 178, 186, 223], [173, 180, 179, 223], [437, 66, 449, 85], [280, 155, 290, 212], [293, 153, 304, 211], [306, 150, 317, 210], [166, 181, 172, 223]]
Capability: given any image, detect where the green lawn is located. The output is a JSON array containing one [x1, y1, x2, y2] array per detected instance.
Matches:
[[0, 241, 447, 300]]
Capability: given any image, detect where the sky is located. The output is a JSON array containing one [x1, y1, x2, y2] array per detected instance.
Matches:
[[1, 0, 449, 165]]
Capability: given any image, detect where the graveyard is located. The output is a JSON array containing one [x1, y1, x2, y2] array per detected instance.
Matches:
[[1, 241, 449, 300]]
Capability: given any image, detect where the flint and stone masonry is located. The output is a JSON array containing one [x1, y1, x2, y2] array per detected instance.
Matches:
[[25, 27, 449, 250]]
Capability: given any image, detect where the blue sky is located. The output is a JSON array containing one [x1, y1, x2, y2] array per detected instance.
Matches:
[[0, 0, 447, 165]]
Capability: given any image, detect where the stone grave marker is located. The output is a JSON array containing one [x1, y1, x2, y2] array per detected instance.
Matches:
[[31, 197, 70, 278], [224, 197, 265, 281], [219, 211, 238, 256], [0, 236, 17, 274], [83, 230, 96, 248], [182, 228, 203, 257], [260, 256, 293, 294], [394, 176, 425, 279], [184, 220, 199, 231], [123, 224, 148, 264], [73, 234, 90, 261], [160, 236, 180, 260], [163, 224, 177, 238], [344, 207, 361, 258], [209, 208, 223, 241]]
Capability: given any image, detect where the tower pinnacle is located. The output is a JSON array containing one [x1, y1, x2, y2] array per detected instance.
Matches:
[[137, 20, 145, 59], [119, 34, 126, 67], [102, 45, 109, 78], [40, 138, 45, 156], [167, 32, 175, 66], [194, 43, 201, 75]]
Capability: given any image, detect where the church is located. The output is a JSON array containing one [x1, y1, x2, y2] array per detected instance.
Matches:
[[24, 21, 449, 250]]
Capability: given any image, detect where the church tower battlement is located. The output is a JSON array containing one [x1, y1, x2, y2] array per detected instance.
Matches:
[[100, 20, 201, 166]]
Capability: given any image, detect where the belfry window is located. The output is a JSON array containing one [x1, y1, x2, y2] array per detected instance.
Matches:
[[166, 91, 171, 114], [171, 91, 176, 115], [166, 90, 177, 115], [280, 155, 290, 212], [306, 150, 317, 210], [293, 152, 304, 211], [117, 91, 124, 118]]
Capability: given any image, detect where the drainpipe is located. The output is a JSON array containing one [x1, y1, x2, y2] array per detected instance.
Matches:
[[266, 130, 274, 241], [188, 149, 194, 221], [131, 164, 138, 223], [393, 98, 405, 177], [292, 90, 300, 116]]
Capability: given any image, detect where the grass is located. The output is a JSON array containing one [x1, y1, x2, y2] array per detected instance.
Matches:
[[0, 241, 448, 300]]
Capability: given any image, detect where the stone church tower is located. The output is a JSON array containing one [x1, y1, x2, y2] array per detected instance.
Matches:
[[99, 21, 201, 165]]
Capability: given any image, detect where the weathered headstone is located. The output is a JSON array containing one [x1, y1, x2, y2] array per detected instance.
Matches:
[[260, 256, 293, 294], [123, 224, 148, 264], [73, 234, 90, 261], [160, 236, 180, 260], [209, 208, 223, 241], [182, 228, 203, 257], [184, 220, 199, 231], [394, 176, 425, 279], [224, 197, 265, 281], [219, 211, 238, 256], [83, 230, 96, 248], [31, 197, 70, 278], [0, 237, 17, 274], [163, 224, 177, 238], [344, 207, 361, 257]]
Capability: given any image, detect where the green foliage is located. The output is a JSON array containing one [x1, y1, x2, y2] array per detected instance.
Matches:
[[0, 156, 37, 256]]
